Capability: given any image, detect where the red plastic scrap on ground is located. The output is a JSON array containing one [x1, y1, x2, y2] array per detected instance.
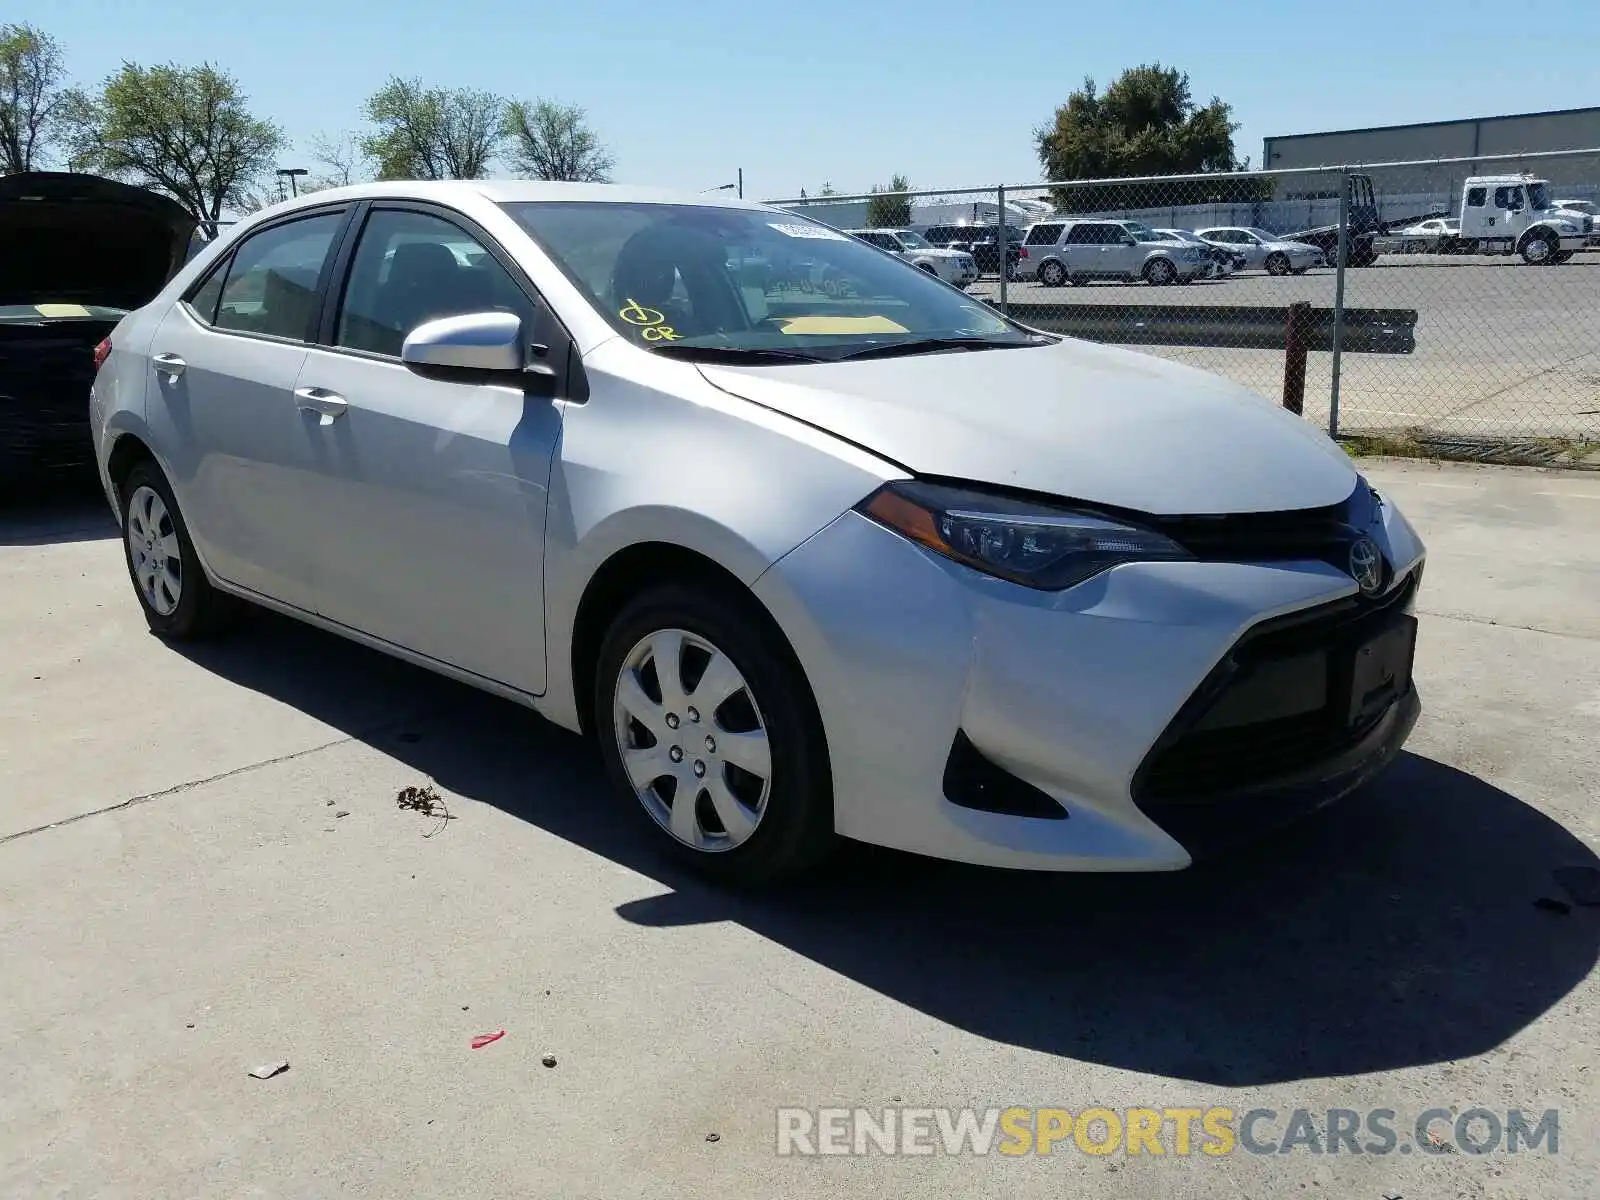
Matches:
[[470, 1030, 506, 1049]]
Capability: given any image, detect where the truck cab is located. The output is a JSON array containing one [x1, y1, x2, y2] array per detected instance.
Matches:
[[1459, 175, 1591, 264]]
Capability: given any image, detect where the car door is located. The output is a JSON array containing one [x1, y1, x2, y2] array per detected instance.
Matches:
[[1106, 225, 1143, 276], [290, 203, 566, 693], [144, 208, 351, 611], [1061, 223, 1100, 277]]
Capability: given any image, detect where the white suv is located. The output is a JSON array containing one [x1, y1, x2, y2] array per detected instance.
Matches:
[[847, 229, 979, 287], [1018, 220, 1209, 286]]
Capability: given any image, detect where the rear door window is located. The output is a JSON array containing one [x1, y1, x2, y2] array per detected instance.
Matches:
[[1026, 223, 1065, 245], [214, 213, 345, 341]]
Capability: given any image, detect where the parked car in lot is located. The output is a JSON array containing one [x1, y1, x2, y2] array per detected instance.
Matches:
[[846, 228, 979, 287], [90, 180, 1425, 884], [1195, 227, 1324, 275], [1153, 228, 1243, 276], [1018, 219, 1210, 286], [1553, 199, 1600, 246], [0, 173, 194, 485], [922, 223, 1023, 278], [1379, 218, 1470, 255]]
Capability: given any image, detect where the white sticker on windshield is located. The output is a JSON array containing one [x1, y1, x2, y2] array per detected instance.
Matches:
[[768, 222, 848, 241]]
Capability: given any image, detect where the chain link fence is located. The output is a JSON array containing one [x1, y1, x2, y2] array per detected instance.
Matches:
[[767, 148, 1600, 467]]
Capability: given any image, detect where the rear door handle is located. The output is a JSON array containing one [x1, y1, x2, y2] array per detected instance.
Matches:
[[294, 386, 348, 426], [152, 353, 186, 378]]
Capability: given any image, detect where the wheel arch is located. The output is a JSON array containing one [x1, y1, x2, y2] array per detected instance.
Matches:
[[567, 539, 810, 739]]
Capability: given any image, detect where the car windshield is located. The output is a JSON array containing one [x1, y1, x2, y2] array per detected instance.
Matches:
[[1147, 230, 1181, 242], [1163, 230, 1200, 242], [893, 231, 933, 249], [506, 202, 1029, 360], [1526, 182, 1550, 210], [1245, 228, 1277, 242], [1123, 224, 1154, 240]]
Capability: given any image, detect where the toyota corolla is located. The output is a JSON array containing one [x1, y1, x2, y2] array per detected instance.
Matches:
[[89, 182, 1424, 884]]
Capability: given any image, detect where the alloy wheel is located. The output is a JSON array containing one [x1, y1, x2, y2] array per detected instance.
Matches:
[[127, 485, 182, 616], [612, 628, 772, 852]]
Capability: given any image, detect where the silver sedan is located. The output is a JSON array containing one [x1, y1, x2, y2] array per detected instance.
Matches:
[[1195, 227, 1325, 275], [89, 182, 1424, 884]]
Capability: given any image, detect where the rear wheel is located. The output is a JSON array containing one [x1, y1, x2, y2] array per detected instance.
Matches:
[[595, 583, 834, 885], [1143, 257, 1177, 286], [119, 460, 235, 639], [1038, 259, 1067, 287], [1265, 252, 1292, 276]]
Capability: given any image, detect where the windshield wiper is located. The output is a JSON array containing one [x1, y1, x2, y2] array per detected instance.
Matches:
[[647, 343, 824, 364], [833, 336, 1037, 362]]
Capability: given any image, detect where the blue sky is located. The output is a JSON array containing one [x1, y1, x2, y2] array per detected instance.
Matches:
[[41, 0, 1600, 201]]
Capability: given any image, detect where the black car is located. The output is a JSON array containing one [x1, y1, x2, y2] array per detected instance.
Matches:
[[1, 173, 194, 485], [922, 223, 1024, 277]]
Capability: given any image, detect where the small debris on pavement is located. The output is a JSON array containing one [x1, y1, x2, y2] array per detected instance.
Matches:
[[248, 1061, 289, 1080], [326, 800, 335, 807], [396, 784, 456, 837], [185, 1023, 195, 1029], [1383, 1191, 1402, 1200], [470, 1031, 506, 1049], [705, 1132, 720, 1143], [461, 1005, 469, 1011], [334, 810, 350, 819], [542, 1054, 558, 1068], [1553, 866, 1600, 907], [1534, 896, 1573, 915]]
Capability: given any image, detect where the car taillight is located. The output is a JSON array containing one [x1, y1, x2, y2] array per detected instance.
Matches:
[[1018, 246, 1029, 257], [92, 338, 112, 371]]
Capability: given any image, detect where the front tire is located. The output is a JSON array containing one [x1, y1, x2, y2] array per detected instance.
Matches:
[[594, 583, 835, 885], [1520, 231, 1556, 265], [119, 460, 234, 639], [1265, 252, 1292, 276]]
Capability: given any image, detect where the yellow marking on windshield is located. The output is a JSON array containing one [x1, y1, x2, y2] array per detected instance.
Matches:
[[35, 303, 93, 317], [778, 315, 909, 335]]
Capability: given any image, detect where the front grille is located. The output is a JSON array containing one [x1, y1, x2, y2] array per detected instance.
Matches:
[[1134, 570, 1418, 804], [1143, 479, 1382, 566]]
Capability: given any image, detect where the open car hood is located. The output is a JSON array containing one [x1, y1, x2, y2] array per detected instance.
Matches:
[[0, 172, 197, 311]]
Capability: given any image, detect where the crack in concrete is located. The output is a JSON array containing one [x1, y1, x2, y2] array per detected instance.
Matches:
[[1420, 606, 1597, 641], [0, 734, 362, 846]]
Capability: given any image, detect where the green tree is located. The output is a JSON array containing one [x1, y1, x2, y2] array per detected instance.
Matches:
[[360, 77, 505, 180], [0, 23, 70, 173], [866, 174, 911, 227], [503, 99, 613, 182], [1036, 65, 1266, 210], [306, 130, 370, 189], [63, 63, 282, 221]]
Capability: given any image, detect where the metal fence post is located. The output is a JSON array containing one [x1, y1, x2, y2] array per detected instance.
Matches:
[[1282, 302, 1312, 414], [996, 184, 1008, 316], [1328, 167, 1351, 439]]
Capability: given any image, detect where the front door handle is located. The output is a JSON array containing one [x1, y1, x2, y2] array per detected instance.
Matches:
[[152, 353, 186, 378], [294, 386, 348, 426]]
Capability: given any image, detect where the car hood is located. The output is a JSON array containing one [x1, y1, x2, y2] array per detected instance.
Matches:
[[0, 172, 197, 310], [698, 340, 1357, 515]]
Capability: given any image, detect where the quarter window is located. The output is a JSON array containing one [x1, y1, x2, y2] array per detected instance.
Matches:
[[335, 209, 528, 357], [1026, 223, 1065, 245], [214, 213, 344, 341]]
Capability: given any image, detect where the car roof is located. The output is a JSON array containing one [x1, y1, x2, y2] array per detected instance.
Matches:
[[262, 179, 772, 214]]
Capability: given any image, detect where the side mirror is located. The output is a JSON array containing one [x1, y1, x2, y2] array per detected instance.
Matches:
[[402, 311, 529, 375]]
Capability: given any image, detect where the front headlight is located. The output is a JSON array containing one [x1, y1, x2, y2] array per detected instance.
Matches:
[[859, 480, 1192, 590]]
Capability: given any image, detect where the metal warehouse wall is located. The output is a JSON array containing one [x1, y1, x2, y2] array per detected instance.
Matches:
[[1263, 108, 1600, 197]]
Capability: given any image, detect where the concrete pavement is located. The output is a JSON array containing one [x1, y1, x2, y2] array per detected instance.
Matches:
[[2, 460, 1597, 1198]]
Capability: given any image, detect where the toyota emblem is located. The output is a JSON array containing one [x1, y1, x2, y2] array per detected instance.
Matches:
[[1348, 535, 1383, 596]]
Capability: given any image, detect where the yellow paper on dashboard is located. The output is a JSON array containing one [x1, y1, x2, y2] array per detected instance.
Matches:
[[778, 315, 909, 335]]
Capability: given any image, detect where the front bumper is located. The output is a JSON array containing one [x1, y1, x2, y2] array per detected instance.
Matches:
[[754, 495, 1425, 871]]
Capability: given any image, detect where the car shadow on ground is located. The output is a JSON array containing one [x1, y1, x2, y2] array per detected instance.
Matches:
[[0, 476, 116, 546], [171, 606, 1599, 1088]]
